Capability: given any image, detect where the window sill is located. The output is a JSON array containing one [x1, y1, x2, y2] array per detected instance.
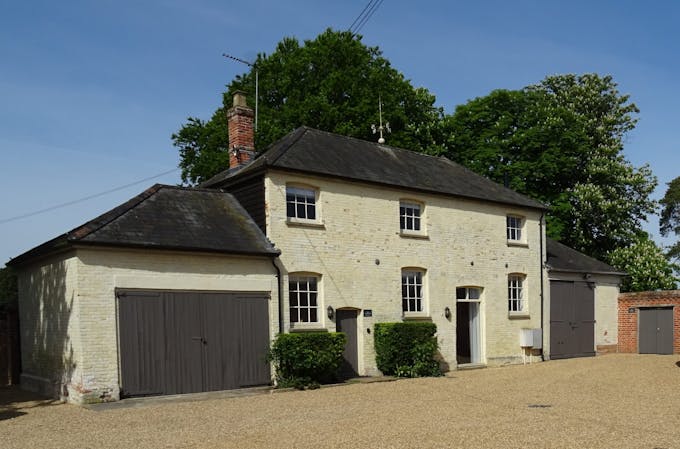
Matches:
[[403, 314, 431, 321], [286, 218, 325, 229], [289, 324, 327, 332], [399, 230, 429, 240], [508, 312, 530, 320], [507, 241, 529, 248]]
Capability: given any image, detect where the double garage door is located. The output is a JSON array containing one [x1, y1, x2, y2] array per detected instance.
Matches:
[[550, 281, 595, 359], [117, 290, 270, 397]]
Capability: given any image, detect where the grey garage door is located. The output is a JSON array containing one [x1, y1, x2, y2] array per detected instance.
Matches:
[[550, 280, 595, 359], [639, 307, 674, 354], [117, 290, 270, 397]]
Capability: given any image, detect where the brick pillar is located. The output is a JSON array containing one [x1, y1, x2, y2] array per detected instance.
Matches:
[[228, 91, 255, 169]]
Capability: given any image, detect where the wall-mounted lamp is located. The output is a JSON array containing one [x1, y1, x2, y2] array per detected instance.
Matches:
[[444, 306, 451, 319], [583, 273, 592, 280], [327, 305, 334, 320]]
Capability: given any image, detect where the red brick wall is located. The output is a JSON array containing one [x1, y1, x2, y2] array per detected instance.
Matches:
[[618, 290, 680, 354]]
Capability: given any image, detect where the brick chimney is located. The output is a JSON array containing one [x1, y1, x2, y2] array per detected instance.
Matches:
[[228, 91, 255, 169]]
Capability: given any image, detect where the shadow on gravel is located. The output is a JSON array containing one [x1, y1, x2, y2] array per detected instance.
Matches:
[[0, 386, 60, 421]]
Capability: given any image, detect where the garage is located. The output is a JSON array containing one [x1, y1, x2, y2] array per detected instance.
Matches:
[[546, 239, 624, 359], [638, 307, 674, 354], [118, 290, 271, 397], [9, 184, 280, 403], [549, 280, 595, 359]]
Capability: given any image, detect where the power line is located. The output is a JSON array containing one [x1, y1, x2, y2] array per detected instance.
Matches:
[[0, 167, 180, 225], [349, 0, 385, 35]]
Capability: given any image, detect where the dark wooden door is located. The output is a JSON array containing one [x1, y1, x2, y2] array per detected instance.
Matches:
[[550, 281, 595, 359], [118, 290, 270, 397], [336, 309, 359, 378], [639, 308, 674, 354]]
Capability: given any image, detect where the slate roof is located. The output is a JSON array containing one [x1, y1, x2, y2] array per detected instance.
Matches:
[[546, 239, 624, 275], [8, 184, 279, 266], [202, 127, 546, 210]]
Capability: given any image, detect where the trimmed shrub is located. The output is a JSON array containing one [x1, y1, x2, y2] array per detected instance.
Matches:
[[267, 332, 347, 389], [374, 322, 441, 377]]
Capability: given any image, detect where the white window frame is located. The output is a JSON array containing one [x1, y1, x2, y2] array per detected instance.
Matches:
[[288, 274, 321, 326], [399, 200, 426, 237], [506, 215, 524, 243], [286, 185, 319, 223], [508, 274, 526, 314], [402, 269, 427, 316]]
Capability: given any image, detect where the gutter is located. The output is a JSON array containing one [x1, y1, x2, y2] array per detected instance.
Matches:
[[539, 212, 545, 361], [271, 258, 284, 334]]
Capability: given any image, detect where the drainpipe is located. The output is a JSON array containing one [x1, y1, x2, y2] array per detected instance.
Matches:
[[271, 258, 284, 334], [539, 212, 545, 361]]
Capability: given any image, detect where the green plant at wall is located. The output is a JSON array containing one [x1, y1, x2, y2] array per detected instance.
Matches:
[[267, 332, 346, 389], [374, 322, 441, 377]]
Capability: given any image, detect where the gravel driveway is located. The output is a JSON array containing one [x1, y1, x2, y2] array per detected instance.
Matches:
[[2, 354, 679, 448]]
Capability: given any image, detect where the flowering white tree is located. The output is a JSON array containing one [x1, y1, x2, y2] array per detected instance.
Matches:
[[608, 235, 678, 292]]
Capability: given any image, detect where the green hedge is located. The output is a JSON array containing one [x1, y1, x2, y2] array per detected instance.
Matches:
[[267, 332, 347, 389], [374, 322, 441, 377]]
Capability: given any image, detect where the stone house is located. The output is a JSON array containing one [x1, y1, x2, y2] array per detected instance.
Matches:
[[8, 92, 622, 403]]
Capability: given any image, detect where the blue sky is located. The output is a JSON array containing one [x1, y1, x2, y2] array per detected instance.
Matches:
[[2, 0, 678, 264]]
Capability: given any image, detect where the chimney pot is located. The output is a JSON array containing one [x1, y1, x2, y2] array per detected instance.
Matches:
[[233, 91, 247, 108]]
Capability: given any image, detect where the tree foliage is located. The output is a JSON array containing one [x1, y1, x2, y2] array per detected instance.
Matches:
[[660, 176, 680, 261], [608, 235, 678, 292], [444, 74, 657, 262], [173, 29, 443, 185]]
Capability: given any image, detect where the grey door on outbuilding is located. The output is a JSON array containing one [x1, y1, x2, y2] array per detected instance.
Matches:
[[638, 307, 674, 354], [550, 280, 595, 359], [117, 290, 270, 397]]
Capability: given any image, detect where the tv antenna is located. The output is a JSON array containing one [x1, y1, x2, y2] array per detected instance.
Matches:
[[371, 95, 390, 144], [223, 53, 259, 132]]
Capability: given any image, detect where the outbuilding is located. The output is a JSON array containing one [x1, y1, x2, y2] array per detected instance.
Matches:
[[546, 239, 624, 359], [618, 290, 680, 354], [8, 184, 280, 403]]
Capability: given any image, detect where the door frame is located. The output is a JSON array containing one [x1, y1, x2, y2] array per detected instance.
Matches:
[[455, 287, 484, 365]]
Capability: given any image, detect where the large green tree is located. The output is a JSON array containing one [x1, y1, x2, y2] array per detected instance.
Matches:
[[660, 176, 680, 261], [173, 29, 444, 185], [444, 74, 657, 262]]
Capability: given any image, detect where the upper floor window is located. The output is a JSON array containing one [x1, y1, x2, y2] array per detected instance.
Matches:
[[400, 201, 422, 232], [289, 274, 319, 324], [402, 269, 425, 314], [506, 215, 524, 242], [286, 186, 316, 220], [508, 274, 525, 313]]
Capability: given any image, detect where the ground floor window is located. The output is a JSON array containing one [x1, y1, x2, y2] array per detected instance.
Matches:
[[289, 275, 319, 323], [402, 269, 424, 313], [508, 274, 525, 312]]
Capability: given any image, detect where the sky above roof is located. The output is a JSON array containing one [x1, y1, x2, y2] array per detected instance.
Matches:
[[2, 0, 678, 264]]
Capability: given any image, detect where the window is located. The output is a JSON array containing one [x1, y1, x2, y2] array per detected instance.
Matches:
[[402, 270, 424, 313], [289, 275, 319, 323], [506, 215, 523, 241], [286, 186, 316, 220], [456, 287, 481, 301], [400, 202, 421, 232], [508, 274, 525, 312]]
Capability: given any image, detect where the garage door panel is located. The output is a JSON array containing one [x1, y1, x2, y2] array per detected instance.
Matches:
[[640, 308, 674, 354], [164, 292, 204, 395], [237, 296, 271, 387], [118, 292, 165, 397], [203, 293, 240, 392]]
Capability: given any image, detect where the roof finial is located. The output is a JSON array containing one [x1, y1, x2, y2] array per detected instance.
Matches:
[[371, 95, 391, 144]]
